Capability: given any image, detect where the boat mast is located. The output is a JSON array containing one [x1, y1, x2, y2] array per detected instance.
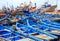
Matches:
[[7, 2, 8, 8], [55, 0, 58, 14]]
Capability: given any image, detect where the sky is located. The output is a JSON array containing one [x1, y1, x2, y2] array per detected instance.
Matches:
[[0, 0, 60, 9]]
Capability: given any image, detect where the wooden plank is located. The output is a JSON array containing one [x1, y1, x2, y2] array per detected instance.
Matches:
[[0, 12, 6, 16], [17, 38, 34, 41], [51, 30, 60, 35], [35, 34, 52, 40]]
